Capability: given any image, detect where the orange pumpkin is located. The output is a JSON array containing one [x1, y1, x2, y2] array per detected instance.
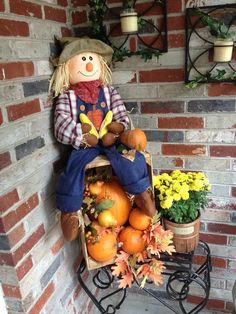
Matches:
[[120, 128, 147, 151], [96, 180, 131, 226], [89, 180, 104, 196], [129, 207, 151, 231], [87, 231, 117, 262], [119, 226, 146, 254]]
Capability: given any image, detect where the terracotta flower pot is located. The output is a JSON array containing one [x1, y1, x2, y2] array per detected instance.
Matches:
[[163, 215, 200, 253], [213, 40, 234, 63]]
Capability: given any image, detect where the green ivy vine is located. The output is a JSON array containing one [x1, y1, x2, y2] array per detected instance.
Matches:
[[185, 69, 236, 89]]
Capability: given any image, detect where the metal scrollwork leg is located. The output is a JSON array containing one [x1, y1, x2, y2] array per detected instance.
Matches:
[[77, 260, 127, 313], [166, 241, 211, 314]]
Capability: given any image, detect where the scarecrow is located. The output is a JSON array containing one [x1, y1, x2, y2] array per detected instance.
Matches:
[[49, 37, 156, 241]]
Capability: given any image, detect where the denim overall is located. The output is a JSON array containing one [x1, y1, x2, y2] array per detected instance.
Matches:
[[56, 88, 150, 212]]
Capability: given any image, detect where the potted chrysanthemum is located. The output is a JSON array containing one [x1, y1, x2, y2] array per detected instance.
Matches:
[[154, 170, 211, 253]]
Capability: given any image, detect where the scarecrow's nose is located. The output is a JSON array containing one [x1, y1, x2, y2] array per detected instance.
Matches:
[[86, 62, 93, 72]]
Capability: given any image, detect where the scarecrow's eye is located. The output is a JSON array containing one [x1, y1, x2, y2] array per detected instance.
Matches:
[[89, 56, 93, 61], [82, 56, 86, 61]]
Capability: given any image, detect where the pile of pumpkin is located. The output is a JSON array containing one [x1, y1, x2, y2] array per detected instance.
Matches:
[[83, 178, 152, 263]]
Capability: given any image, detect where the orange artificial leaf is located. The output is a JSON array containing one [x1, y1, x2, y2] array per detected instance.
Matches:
[[142, 230, 151, 243], [118, 271, 133, 289], [147, 239, 161, 256], [111, 260, 128, 277], [115, 250, 130, 263], [149, 272, 163, 286], [134, 251, 148, 263]]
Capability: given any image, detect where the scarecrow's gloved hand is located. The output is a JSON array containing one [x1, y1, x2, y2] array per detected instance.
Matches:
[[107, 122, 124, 135], [81, 123, 98, 147], [101, 132, 118, 147], [81, 123, 91, 134], [101, 122, 124, 147]]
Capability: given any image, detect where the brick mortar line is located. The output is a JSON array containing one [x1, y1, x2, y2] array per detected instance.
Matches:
[[147, 128, 236, 132], [0, 58, 51, 63], [154, 169, 236, 176], [0, 128, 52, 152], [2, 94, 48, 108], [0, 36, 62, 43], [0, 75, 51, 85], [0, 146, 59, 195], [0, 110, 50, 129], [0, 220, 43, 257], [138, 98, 235, 102], [2, 1, 70, 10], [0, 181, 57, 221], [0, 12, 69, 23]]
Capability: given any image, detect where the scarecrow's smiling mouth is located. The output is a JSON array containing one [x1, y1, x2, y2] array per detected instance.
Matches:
[[78, 70, 98, 77]]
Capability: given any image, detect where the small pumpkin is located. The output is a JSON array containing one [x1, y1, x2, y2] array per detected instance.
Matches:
[[119, 226, 146, 254], [87, 231, 117, 262], [129, 207, 151, 231], [120, 128, 147, 151], [98, 210, 117, 228]]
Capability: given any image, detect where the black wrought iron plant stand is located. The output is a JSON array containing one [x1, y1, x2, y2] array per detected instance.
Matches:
[[77, 240, 211, 314]]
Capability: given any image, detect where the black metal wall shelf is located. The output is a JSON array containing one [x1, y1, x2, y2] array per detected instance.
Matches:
[[185, 4, 236, 87], [88, 0, 168, 62]]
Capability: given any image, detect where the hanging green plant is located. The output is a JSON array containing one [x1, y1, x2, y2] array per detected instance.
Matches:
[[190, 8, 236, 40], [88, 0, 108, 41]]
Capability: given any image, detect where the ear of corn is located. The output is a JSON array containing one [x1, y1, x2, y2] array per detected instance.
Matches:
[[99, 110, 113, 139], [79, 113, 99, 138]]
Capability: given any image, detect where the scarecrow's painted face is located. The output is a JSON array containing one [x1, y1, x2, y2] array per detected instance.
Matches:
[[68, 52, 101, 84]]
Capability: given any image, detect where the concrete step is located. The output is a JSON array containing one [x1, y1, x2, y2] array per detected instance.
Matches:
[[92, 289, 225, 314]]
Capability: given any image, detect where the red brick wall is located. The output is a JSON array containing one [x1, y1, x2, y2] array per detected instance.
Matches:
[[0, 1, 93, 313]]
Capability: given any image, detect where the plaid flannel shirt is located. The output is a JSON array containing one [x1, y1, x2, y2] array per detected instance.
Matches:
[[54, 85, 130, 149]]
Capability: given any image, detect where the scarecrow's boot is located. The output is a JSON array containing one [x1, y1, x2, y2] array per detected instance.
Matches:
[[60, 212, 80, 241], [134, 190, 156, 217]]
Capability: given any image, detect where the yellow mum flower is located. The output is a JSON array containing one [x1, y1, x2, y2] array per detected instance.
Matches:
[[160, 196, 173, 209], [162, 173, 172, 181], [172, 181, 181, 192], [173, 193, 181, 201], [191, 179, 204, 191], [159, 186, 167, 194], [165, 189, 172, 196], [195, 172, 205, 179], [180, 191, 189, 200], [171, 170, 181, 178]]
